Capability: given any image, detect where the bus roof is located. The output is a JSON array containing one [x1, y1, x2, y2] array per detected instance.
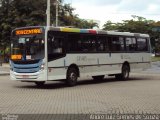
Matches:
[[48, 26, 150, 38], [13, 26, 150, 38]]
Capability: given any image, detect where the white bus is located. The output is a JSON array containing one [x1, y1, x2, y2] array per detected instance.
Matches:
[[10, 26, 151, 86]]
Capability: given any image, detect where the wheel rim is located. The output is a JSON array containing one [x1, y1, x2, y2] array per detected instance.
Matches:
[[123, 66, 129, 79], [70, 72, 77, 81]]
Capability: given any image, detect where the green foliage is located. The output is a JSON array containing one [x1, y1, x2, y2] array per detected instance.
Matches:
[[151, 56, 160, 62], [103, 20, 123, 31], [103, 15, 160, 49]]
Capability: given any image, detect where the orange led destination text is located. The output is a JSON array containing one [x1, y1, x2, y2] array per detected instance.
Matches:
[[16, 29, 42, 35], [11, 55, 22, 60]]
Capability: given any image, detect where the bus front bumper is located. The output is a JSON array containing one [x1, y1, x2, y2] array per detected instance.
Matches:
[[10, 70, 46, 82]]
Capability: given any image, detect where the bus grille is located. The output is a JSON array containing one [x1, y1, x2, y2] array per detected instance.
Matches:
[[10, 60, 42, 73]]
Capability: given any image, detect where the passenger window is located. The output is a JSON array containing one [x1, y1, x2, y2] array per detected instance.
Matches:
[[81, 35, 97, 52], [125, 37, 136, 52], [97, 36, 108, 52], [67, 34, 97, 53], [67, 34, 81, 52], [108, 36, 125, 52], [137, 38, 148, 51]]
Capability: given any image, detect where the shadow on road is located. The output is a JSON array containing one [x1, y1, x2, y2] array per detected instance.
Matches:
[[13, 76, 150, 90]]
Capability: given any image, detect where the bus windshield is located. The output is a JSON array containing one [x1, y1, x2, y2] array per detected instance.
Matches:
[[11, 35, 44, 61]]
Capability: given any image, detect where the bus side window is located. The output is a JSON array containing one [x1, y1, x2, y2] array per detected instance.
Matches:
[[125, 37, 136, 52], [97, 36, 107, 52], [110, 36, 121, 52], [52, 38, 63, 53], [81, 35, 97, 52], [137, 38, 148, 51], [67, 33, 81, 52]]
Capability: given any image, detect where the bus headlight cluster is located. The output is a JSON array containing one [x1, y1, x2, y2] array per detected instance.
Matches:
[[40, 64, 45, 70]]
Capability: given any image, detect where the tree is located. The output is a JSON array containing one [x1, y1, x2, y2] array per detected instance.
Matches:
[[103, 15, 159, 48], [103, 20, 123, 31], [0, 0, 13, 58]]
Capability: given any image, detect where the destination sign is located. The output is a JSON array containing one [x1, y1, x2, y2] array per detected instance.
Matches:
[[15, 29, 42, 35], [11, 55, 22, 60]]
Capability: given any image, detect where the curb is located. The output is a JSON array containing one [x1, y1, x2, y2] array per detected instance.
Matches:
[[0, 73, 10, 76], [131, 72, 160, 77]]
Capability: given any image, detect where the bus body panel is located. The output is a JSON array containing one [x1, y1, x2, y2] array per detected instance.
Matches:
[[47, 53, 151, 81]]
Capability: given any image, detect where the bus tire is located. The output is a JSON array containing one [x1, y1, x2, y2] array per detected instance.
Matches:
[[92, 75, 104, 80], [115, 64, 130, 80], [35, 81, 45, 87], [66, 67, 78, 87]]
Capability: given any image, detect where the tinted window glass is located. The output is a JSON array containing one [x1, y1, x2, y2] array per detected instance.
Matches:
[[108, 36, 125, 52], [48, 31, 65, 60], [125, 37, 136, 51], [67, 34, 81, 52], [97, 36, 108, 52], [81, 35, 97, 52], [67, 34, 97, 53], [137, 38, 148, 51], [119, 37, 125, 51]]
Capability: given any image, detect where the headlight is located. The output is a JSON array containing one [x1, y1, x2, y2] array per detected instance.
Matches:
[[40, 64, 45, 70]]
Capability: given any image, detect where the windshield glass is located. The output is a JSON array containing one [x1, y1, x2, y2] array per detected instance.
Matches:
[[11, 35, 44, 61]]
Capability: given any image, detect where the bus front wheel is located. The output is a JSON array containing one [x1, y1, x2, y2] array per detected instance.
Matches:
[[115, 64, 130, 80], [66, 67, 78, 87]]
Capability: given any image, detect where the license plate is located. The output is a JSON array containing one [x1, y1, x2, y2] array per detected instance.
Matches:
[[22, 75, 29, 79]]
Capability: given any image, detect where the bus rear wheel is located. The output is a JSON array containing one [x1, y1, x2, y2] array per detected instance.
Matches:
[[115, 64, 130, 80], [66, 67, 78, 87], [35, 81, 45, 87]]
